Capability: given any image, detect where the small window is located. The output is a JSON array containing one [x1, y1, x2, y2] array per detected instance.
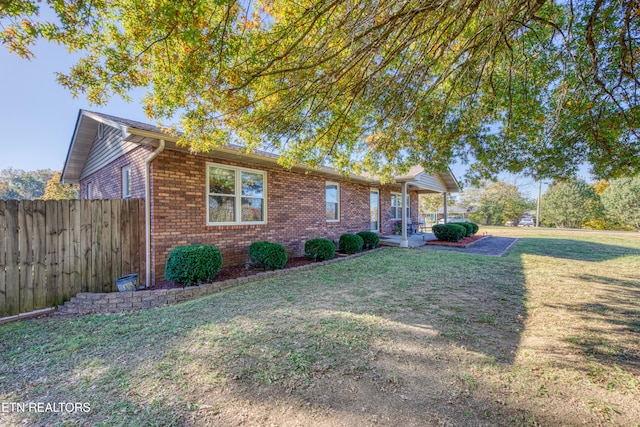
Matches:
[[87, 182, 94, 200], [391, 193, 409, 220], [326, 182, 340, 222], [122, 166, 132, 198], [207, 163, 266, 225]]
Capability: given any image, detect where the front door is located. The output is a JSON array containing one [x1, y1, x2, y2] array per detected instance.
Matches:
[[370, 190, 379, 232]]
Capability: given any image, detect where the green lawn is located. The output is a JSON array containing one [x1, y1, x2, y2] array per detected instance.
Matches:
[[1, 227, 639, 426]]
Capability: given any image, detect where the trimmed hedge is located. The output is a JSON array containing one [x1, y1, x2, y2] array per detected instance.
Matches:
[[458, 222, 474, 237], [165, 244, 223, 285], [304, 238, 336, 261], [249, 241, 288, 270], [356, 231, 380, 249], [468, 222, 479, 235], [339, 233, 364, 254], [432, 223, 467, 242]]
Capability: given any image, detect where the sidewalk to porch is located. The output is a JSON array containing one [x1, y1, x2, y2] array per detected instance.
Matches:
[[379, 232, 436, 248]]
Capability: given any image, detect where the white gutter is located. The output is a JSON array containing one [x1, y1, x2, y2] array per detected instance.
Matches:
[[144, 139, 165, 287]]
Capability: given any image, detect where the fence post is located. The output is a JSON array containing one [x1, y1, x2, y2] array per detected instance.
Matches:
[[0, 201, 6, 317], [5, 200, 20, 316], [18, 200, 34, 314]]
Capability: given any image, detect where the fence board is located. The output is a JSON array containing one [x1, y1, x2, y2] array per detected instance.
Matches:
[[59, 201, 71, 302], [137, 199, 146, 286], [0, 199, 144, 317], [32, 201, 47, 310], [101, 201, 113, 292], [18, 201, 34, 314], [5, 200, 20, 316], [80, 200, 92, 293], [0, 202, 6, 317], [120, 199, 132, 276], [111, 200, 121, 290], [45, 201, 59, 308], [130, 200, 142, 285], [91, 201, 102, 294], [69, 201, 81, 297]]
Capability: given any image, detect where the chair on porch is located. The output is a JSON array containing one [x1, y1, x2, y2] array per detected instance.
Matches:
[[406, 219, 417, 235]]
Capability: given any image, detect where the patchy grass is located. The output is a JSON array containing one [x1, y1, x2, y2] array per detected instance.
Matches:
[[1, 227, 639, 426]]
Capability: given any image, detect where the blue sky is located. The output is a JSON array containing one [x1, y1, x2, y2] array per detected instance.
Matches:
[[0, 41, 149, 173], [1, 38, 562, 199]]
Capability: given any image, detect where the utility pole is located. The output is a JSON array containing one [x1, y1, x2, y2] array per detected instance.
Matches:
[[536, 181, 541, 227]]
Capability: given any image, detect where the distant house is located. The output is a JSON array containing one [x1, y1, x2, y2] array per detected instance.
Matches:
[[436, 205, 475, 222], [62, 110, 459, 284]]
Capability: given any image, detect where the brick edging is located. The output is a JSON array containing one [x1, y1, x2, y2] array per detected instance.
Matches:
[[57, 247, 386, 316]]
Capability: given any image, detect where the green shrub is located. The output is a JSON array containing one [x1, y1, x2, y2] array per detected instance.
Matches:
[[467, 222, 479, 235], [432, 224, 467, 242], [249, 241, 288, 270], [356, 231, 380, 249], [304, 238, 336, 261], [165, 244, 222, 285], [338, 233, 364, 254], [457, 222, 474, 237]]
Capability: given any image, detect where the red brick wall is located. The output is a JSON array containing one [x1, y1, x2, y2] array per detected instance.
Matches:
[[149, 149, 380, 282], [80, 145, 423, 284], [379, 187, 419, 234], [79, 146, 151, 199]]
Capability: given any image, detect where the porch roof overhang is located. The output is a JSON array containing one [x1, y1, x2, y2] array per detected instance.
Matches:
[[62, 110, 460, 192], [393, 165, 460, 194]]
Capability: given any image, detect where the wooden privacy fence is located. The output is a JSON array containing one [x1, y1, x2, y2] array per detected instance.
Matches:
[[0, 199, 145, 317]]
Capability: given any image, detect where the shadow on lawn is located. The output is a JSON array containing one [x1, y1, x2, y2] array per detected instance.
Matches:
[[1, 236, 639, 426], [510, 237, 640, 262], [547, 273, 640, 370]]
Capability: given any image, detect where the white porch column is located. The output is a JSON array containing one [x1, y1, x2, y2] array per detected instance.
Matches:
[[443, 192, 448, 224], [400, 182, 409, 248]]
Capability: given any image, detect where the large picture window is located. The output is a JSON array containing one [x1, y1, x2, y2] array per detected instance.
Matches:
[[326, 182, 340, 222], [207, 163, 266, 225], [391, 193, 410, 220]]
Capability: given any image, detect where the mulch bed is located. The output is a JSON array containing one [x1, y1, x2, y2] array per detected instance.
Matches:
[[143, 256, 316, 291], [424, 234, 487, 248]]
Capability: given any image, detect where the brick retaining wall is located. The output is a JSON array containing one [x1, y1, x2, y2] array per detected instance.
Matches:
[[57, 248, 385, 315]]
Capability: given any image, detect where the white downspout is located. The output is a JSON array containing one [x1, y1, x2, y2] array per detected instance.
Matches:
[[400, 182, 409, 248], [144, 139, 165, 287]]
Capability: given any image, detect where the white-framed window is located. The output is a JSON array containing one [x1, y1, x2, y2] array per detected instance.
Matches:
[[391, 193, 410, 219], [87, 182, 94, 200], [122, 165, 132, 198], [326, 182, 340, 222], [207, 163, 266, 225]]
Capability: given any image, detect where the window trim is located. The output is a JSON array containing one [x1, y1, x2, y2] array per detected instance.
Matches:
[[206, 162, 267, 226], [122, 165, 132, 199], [390, 192, 410, 220], [326, 182, 340, 222]]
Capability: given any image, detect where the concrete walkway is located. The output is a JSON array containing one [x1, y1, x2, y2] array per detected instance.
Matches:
[[380, 233, 520, 257], [379, 232, 435, 248], [418, 236, 519, 257]]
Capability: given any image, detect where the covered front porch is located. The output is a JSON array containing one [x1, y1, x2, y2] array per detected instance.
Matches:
[[387, 166, 459, 248]]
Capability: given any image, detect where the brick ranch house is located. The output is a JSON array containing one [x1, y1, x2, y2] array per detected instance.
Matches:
[[61, 110, 459, 285]]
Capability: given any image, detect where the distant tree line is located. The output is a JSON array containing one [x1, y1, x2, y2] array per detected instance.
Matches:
[[0, 168, 78, 201], [442, 176, 640, 232], [542, 177, 640, 231]]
